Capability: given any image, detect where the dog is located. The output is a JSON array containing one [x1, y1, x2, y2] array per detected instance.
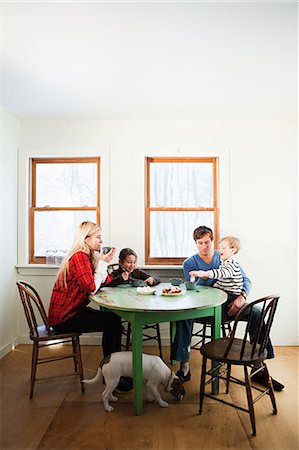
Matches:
[[83, 351, 185, 412]]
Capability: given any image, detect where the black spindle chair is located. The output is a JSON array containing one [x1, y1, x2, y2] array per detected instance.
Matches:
[[198, 295, 280, 436], [16, 281, 85, 398]]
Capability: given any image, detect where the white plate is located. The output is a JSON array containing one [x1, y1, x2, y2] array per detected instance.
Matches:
[[161, 291, 184, 297], [136, 287, 156, 295]]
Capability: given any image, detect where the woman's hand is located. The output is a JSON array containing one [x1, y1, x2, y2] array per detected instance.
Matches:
[[97, 247, 116, 264]]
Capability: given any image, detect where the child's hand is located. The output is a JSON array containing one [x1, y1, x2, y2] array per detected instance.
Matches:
[[189, 270, 208, 280], [189, 270, 200, 279], [197, 270, 209, 280], [145, 277, 154, 285], [121, 271, 130, 281]]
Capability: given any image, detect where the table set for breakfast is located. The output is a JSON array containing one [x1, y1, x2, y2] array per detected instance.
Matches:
[[90, 282, 227, 415]]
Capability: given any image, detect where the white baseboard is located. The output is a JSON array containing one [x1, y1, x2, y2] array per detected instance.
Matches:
[[0, 337, 20, 359]]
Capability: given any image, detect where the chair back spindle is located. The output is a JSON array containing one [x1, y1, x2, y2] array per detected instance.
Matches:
[[17, 281, 52, 338], [16, 280, 85, 398], [223, 295, 279, 361]]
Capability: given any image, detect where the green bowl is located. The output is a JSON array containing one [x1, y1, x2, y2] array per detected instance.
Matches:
[[185, 281, 197, 290]]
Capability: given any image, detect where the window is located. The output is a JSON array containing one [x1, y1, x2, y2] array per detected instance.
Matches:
[[145, 157, 219, 265], [30, 157, 100, 263]]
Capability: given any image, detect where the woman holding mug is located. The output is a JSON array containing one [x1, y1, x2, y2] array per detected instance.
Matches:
[[48, 221, 132, 392]]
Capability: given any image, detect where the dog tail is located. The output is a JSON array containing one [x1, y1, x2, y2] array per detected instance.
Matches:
[[83, 367, 102, 385]]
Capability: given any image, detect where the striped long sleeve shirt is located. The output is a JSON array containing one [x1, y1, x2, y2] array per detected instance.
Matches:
[[208, 258, 243, 296]]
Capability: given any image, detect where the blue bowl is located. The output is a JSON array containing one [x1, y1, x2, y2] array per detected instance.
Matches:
[[169, 278, 183, 286], [185, 281, 197, 290]]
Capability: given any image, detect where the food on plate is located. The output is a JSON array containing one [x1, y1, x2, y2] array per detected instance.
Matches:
[[162, 287, 182, 294], [136, 286, 155, 295]]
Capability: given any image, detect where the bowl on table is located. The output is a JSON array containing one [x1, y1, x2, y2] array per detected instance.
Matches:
[[169, 278, 183, 286], [185, 281, 197, 290]]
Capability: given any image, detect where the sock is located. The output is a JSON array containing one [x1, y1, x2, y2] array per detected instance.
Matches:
[[181, 361, 189, 376]]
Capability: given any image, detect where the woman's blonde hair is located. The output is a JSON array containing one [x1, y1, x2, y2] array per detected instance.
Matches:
[[219, 236, 241, 254], [56, 221, 101, 288]]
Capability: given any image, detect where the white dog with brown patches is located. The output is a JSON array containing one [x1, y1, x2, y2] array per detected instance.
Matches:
[[83, 351, 185, 412]]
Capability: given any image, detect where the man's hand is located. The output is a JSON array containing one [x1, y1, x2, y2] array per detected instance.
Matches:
[[228, 295, 246, 316]]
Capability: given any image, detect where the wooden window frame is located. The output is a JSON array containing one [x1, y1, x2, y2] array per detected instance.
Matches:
[[145, 156, 219, 265], [29, 157, 100, 264]]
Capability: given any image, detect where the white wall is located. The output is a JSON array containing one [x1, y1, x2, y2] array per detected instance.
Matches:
[[0, 108, 20, 358], [16, 119, 298, 346]]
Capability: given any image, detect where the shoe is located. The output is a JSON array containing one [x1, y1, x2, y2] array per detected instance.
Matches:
[[251, 370, 284, 391], [115, 376, 133, 393], [176, 369, 191, 383]]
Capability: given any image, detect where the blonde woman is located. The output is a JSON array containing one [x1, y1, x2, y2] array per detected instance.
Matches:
[[48, 221, 132, 392]]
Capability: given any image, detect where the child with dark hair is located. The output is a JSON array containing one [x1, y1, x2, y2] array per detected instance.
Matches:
[[104, 248, 160, 287]]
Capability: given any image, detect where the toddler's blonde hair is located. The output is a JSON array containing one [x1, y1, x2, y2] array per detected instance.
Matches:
[[219, 236, 241, 254]]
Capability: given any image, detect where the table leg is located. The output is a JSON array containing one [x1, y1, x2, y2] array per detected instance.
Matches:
[[131, 315, 143, 415], [170, 321, 177, 365], [212, 305, 222, 395]]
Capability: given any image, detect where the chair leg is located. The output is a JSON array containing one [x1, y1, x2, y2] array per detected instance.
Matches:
[[126, 322, 131, 350], [263, 364, 277, 414], [199, 355, 207, 414], [244, 365, 256, 436], [30, 341, 39, 399], [156, 324, 163, 359], [74, 336, 85, 393], [226, 363, 231, 393], [72, 337, 78, 373], [202, 323, 207, 346]]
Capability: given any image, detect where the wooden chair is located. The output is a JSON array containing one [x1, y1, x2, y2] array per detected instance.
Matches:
[[16, 281, 85, 398], [199, 295, 280, 436], [191, 317, 233, 350], [107, 264, 163, 358]]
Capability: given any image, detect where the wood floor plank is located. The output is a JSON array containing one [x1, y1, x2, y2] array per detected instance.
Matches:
[[1, 345, 298, 450], [37, 402, 251, 450]]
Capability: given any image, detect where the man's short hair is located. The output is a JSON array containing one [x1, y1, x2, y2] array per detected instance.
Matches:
[[193, 226, 214, 242]]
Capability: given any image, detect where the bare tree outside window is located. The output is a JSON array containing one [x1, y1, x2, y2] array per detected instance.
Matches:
[[30, 157, 100, 263], [145, 157, 219, 265]]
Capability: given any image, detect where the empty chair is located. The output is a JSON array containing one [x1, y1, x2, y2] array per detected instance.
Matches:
[[16, 281, 85, 398], [199, 295, 280, 436]]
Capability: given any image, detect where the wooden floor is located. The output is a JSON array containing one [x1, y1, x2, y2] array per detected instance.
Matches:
[[1, 345, 298, 450]]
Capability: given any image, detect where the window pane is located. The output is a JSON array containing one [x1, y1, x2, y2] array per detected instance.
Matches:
[[36, 163, 98, 207], [150, 211, 214, 257], [150, 162, 213, 207], [34, 210, 97, 256]]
